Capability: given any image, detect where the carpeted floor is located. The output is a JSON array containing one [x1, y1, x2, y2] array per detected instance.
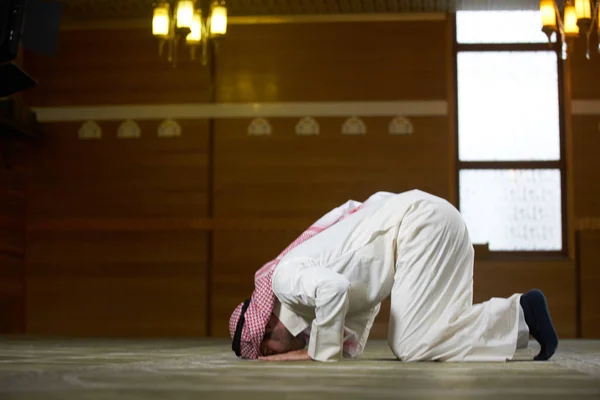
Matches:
[[0, 338, 599, 399]]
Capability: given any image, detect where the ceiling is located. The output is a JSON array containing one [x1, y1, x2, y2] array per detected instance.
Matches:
[[56, 0, 543, 25]]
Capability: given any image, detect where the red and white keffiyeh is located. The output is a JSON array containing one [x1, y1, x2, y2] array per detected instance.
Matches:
[[229, 200, 364, 359]]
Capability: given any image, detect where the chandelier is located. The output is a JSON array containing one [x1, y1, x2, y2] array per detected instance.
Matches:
[[152, 0, 227, 67], [540, 0, 599, 59]]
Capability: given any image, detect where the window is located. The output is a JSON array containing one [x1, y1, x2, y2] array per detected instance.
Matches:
[[455, 11, 565, 253], [456, 11, 554, 44]]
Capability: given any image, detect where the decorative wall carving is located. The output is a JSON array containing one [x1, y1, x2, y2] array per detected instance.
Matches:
[[247, 117, 271, 136], [78, 121, 102, 139], [158, 119, 182, 138], [117, 119, 142, 139], [342, 116, 366, 135], [295, 117, 319, 136], [389, 116, 413, 135]]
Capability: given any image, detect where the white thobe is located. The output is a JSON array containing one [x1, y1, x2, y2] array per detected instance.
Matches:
[[271, 190, 528, 362]]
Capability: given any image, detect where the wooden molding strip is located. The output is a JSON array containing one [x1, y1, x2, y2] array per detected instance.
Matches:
[[576, 217, 600, 231], [572, 100, 600, 115], [229, 13, 447, 23], [28, 216, 600, 233], [31, 99, 599, 122], [33, 101, 449, 122], [27, 217, 317, 232], [60, 13, 447, 31]]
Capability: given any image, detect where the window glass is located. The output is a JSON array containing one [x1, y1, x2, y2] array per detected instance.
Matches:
[[457, 11, 554, 44], [459, 169, 562, 251], [457, 51, 560, 161]]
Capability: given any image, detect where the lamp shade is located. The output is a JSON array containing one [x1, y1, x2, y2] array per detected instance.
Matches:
[[540, 0, 557, 29], [210, 4, 227, 36], [575, 0, 592, 19], [176, 0, 195, 29], [564, 1, 580, 36], [187, 10, 202, 43], [152, 3, 170, 37]]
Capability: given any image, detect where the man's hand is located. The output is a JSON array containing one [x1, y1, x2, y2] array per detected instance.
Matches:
[[258, 349, 312, 361]]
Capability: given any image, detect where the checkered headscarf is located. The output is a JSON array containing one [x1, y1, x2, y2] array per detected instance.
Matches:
[[229, 200, 364, 359]]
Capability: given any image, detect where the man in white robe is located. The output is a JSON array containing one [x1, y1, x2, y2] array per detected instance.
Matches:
[[230, 189, 558, 362]]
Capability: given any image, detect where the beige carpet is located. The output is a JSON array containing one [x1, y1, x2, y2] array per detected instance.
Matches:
[[1, 338, 599, 399]]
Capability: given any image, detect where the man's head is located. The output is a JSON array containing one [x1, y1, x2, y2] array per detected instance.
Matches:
[[229, 274, 278, 359], [260, 313, 306, 357]]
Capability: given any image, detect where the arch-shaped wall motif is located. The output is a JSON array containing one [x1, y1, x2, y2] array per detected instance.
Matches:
[[117, 119, 142, 139], [295, 117, 319, 136], [389, 116, 414, 135], [342, 116, 366, 135], [78, 121, 102, 139], [158, 119, 182, 138], [248, 117, 272, 136]]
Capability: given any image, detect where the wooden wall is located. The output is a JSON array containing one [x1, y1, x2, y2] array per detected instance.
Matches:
[[473, 258, 576, 338], [0, 140, 27, 334], [211, 21, 449, 336], [212, 116, 450, 336], [572, 33, 600, 219], [571, 32, 600, 338], [578, 231, 600, 338], [24, 29, 211, 106], [215, 22, 447, 102], [0, 47, 28, 334], [17, 19, 452, 338], [1, 15, 593, 340], [24, 121, 210, 336], [19, 27, 214, 336]]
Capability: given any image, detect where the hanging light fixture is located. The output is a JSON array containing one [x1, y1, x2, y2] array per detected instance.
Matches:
[[152, 3, 170, 37], [541, 0, 558, 41], [176, 1, 195, 29], [539, 0, 599, 60], [187, 10, 203, 44], [575, 0, 592, 31], [151, 0, 228, 67], [186, 9, 202, 61], [564, 0, 580, 36], [209, 1, 228, 36]]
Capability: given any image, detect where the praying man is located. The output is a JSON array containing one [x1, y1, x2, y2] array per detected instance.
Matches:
[[229, 189, 559, 362]]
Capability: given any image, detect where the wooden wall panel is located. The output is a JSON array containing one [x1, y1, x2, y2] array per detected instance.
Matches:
[[211, 18, 450, 339], [28, 120, 209, 218], [217, 21, 448, 102], [212, 116, 450, 336], [573, 116, 600, 218], [571, 30, 600, 219], [570, 32, 600, 99], [23, 29, 211, 106], [16, 15, 586, 344], [212, 230, 302, 337], [570, 33, 600, 339], [25, 120, 210, 335], [0, 158, 26, 333], [579, 231, 600, 338], [1, 46, 28, 333], [370, 298, 391, 339], [214, 117, 449, 218], [472, 259, 576, 338], [370, 259, 577, 339], [26, 231, 208, 336]]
